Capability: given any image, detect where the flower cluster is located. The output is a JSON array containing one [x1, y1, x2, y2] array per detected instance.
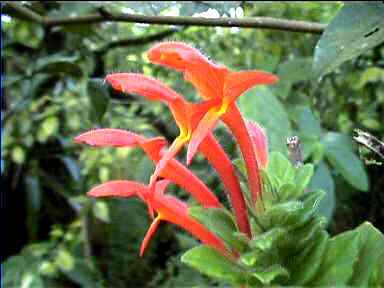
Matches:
[[75, 42, 278, 259]]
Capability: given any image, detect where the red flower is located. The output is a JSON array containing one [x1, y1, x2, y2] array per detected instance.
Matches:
[[75, 128, 221, 208], [105, 74, 251, 237], [88, 179, 232, 257], [147, 42, 278, 203], [75, 42, 277, 261]]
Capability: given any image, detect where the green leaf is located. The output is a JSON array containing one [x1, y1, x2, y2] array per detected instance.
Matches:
[[249, 227, 286, 252], [322, 132, 369, 191], [354, 67, 384, 89], [309, 161, 335, 223], [288, 217, 326, 251], [87, 79, 110, 124], [35, 54, 83, 77], [262, 201, 304, 227], [21, 272, 44, 288], [294, 164, 314, 197], [292, 190, 325, 228], [297, 106, 322, 137], [55, 248, 75, 271], [252, 265, 289, 285], [288, 230, 329, 285], [313, 3, 384, 78], [12, 20, 44, 49], [181, 245, 247, 285], [2, 256, 27, 287], [267, 152, 295, 186], [233, 158, 247, 180], [24, 175, 42, 240], [277, 183, 296, 201], [24, 175, 42, 212], [61, 156, 81, 182], [349, 222, 384, 286], [93, 201, 110, 223], [59, 257, 99, 287], [310, 228, 360, 286], [134, 156, 154, 183], [188, 207, 245, 252], [277, 57, 313, 82], [239, 87, 292, 153]]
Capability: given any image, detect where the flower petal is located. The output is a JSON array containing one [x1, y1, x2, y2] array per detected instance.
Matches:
[[147, 41, 209, 70], [147, 41, 228, 100], [187, 109, 221, 165], [199, 134, 251, 238], [151, 191, 231, 257], [87, 180, 147, 199], [150, 136, 187, 186], [224, 70, 278, 104], [161, 160, 222, 208], [154, 179, 171, 196], [105, 73, 182, 102], [74, 128, 142, 147], [140, 137, 167, 161], [222, 105, 262, 202], [140, 216, 161, 257]]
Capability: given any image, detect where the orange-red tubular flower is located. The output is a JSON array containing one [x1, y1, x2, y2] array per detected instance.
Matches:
[[74, 128, 221, 208], [147, 42, 278, 203], [105, 73, 217, 185], [105, 74, 251, 237], [88, 180, 232, 258]]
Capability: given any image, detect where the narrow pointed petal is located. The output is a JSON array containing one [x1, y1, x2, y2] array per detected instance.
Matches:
[[222, 105, 262, 203], [88, 180, 147, 199], [190, 98, 222, 125], [246, 121, 269, 168], [184, 65, 228, 100], [105, 73, 181, 102], [148, 41, 228, 100], [147, 41, 210, 70], [152, 193, 232, 257], [150, 136, 186, 185], [74, 128, 143, 147], [161, 160, 221, 208], [187, 110, 221, 165], [199, 134, 251, 238], [140, 137, 168, 161], [154, 179, 171, 196], [224, 71, 278, 104], [140, 216, 161, 257], [77, 128, 220, 209]]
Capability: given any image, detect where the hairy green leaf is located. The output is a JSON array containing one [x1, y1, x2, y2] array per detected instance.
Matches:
[[181, 245, 247, 285]]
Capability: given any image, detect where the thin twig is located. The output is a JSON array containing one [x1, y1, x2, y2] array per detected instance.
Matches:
[[4, 2, 326, 34], [96, 27, 185, 54], [3, 2, 44, 24]]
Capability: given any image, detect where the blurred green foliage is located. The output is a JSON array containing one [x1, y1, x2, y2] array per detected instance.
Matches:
[[2, 2, 383, 287]]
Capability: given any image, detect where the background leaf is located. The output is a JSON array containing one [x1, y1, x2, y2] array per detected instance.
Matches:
[[87, 79, 110, 124], [322, 132, 369, 191], [35, 54, 83, 77], [313, 3, 384, 77], [239, 87, 292, 153], [308, 161, 335, 223], [309, 229, 360, 286], [349, 222, 384, 286]]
